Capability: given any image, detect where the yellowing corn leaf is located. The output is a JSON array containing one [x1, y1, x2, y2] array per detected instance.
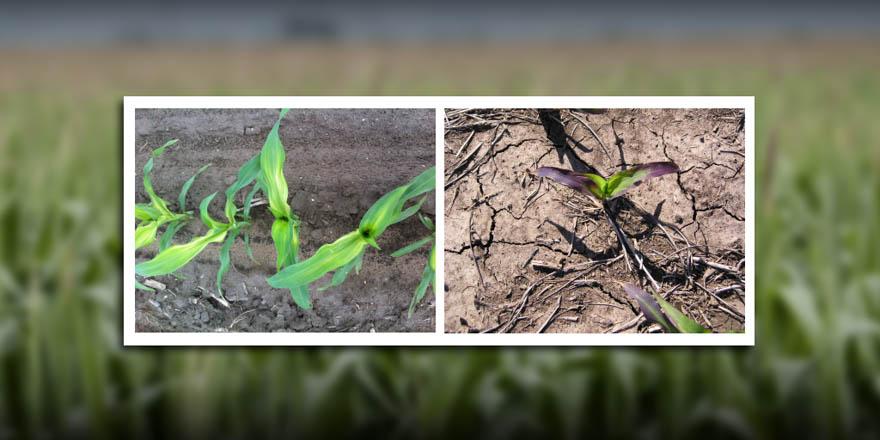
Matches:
[[259, 109, 292, 220], [267, 231, 367, 290], [135, 221, 159, 249], [136, 227, 228, 277]]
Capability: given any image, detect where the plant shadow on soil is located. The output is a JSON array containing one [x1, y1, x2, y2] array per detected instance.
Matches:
[[134, 108, 435, 332], [444, 108, 746, 334]]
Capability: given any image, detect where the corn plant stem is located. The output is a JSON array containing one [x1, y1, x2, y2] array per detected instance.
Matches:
[[602, 201, 661, 292]]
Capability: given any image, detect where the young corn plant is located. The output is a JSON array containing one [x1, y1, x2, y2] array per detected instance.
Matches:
[[136, 109, 301, 300], [537, 162, 709, 333], [536, 162, 678, 202], [254, 108, 310, 307], [267, 167, 436, 310], [135, 139, 210, 251], [135, 139, 210, 291], [391, 213, 436, 317]]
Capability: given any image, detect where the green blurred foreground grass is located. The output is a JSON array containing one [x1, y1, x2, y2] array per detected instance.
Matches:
[[1, 43, 879, 438]]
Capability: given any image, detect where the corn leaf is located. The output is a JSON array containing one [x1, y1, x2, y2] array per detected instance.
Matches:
[[224, 154, 262, 221], [394, 195, 427, 224], [242, 182, 262, 218], [158, 221, 186, 252], [135, 204, 161, 221], [152, 139, 179, 157], [270, 218, 300, 271], [140, 140, 179, 216], [288, 286, 312, 309], [400, 167, 436, 200], [259, 109, 292, 219], [216, 227, 240, 297], [419, 213, 435, 231], [135, 279, 155, 292], [142, 157, 172, 217], [267, 231, 367, 290], [408, 242, 436, 318], [135, 221, 159, 249], [391, 236, 433, 257], [537, 166, 605, 199], [605, 162, 679, 199], [243, 230, 256, 262], [136, 227, 228, 277], [199, 192, 226, 231], [178, 164, 211, 211], [623, 284, 676, 333], [656, 294, 711, 333], [318, 250, 364, 291]]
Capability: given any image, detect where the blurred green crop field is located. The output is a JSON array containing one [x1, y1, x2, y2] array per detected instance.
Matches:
[[1, 42, 879, 438]]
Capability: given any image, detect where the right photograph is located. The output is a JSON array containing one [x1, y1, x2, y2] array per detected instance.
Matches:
[[444, 108, 746, 334]]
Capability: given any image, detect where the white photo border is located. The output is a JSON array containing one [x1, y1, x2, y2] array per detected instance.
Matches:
[[124, 96, 754, 346]]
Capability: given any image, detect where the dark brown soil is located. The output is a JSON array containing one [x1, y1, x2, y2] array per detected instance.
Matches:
[[444, 109, 746, 334], [134, 108, 435, 332]]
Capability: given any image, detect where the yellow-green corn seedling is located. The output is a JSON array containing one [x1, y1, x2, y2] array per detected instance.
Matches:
[[135, 139, 210, 250], [254, 109, 310, 307], [135, 192, 245, 281], [267, 167, 435, 310], [391, 213, 435, 317], [134, 139, 210, 291]]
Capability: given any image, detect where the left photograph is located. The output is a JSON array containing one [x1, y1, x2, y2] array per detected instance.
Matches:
[[132, 108, 436, 333]]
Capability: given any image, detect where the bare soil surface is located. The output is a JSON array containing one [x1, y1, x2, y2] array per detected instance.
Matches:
[[444, 109, 746, 334], [135, 109, 435, 332]]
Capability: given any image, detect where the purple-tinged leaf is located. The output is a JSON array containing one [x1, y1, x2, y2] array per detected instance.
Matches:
[[537, 166, 604, 199], [623, 284, 677, 333], [606, 161, 679, 199]]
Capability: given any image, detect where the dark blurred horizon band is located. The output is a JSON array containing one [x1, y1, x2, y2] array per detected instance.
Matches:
[[2, 2, 880, 45]]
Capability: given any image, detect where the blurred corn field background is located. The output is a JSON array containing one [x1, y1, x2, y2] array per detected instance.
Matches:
[[0, 42, 879, 438]]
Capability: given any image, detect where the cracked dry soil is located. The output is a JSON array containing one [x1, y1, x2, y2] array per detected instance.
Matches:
[[444, 108, 746, 334], [135, 109, 435, 333]]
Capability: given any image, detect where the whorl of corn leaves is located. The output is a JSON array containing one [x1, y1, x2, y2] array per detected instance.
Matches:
[[358, 166, 435, 247]]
